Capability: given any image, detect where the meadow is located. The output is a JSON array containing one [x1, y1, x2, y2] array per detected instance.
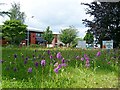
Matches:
[[1, 47, 119, 88]]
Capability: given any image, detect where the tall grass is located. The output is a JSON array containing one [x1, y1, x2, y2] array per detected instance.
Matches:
[[1, 47, 119, 88]]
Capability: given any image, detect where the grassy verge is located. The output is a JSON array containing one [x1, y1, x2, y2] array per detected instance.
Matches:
[[1, 47, 119, 88]]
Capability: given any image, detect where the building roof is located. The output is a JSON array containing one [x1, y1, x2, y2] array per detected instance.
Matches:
[[27, 27, 60, 34], [27, 27, 43, 32], [53, 32, 60, 35]]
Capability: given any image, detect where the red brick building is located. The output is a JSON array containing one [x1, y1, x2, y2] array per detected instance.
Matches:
[[0, 27, 60, 47], [26, 27, 59, 47]]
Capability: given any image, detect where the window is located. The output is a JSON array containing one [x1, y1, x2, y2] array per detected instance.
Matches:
[[36, 33, 41, 37]]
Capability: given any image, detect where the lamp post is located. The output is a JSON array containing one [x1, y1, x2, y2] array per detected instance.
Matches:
[[27, 29, 29, 46]]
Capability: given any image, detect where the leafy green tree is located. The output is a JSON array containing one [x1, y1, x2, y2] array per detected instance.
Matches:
[[42, 26, 54, 44], [9, 2, 26, 23], [83, 32, 94, 44], [59, 26, 78, 47], [82, 2, 120, 48], [2, 20, 27, 45]]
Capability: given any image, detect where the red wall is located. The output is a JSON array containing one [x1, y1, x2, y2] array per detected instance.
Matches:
[[30, 33, 36, 44]]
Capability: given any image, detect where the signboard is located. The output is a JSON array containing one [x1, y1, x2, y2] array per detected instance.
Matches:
[[86, 44, 93, 49], [76, 41, 86, 49], [102, 40, 113, 49]]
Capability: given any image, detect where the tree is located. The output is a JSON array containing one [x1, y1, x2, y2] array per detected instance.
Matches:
[[0, 11, 10, 17], [83, 31, 94, 44], [1, 2, 26, 23], [59, 26, 78, 47], [0, 3, 10, 17], [82, 2, 120, 48], [9, 2, 26, 23], [42, 26, 54, 44], [2, 20, 27, 45]]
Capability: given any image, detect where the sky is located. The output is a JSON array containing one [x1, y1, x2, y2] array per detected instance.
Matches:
[[0, 0, 94, 38]]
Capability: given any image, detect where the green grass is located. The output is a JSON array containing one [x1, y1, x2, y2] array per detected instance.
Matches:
[[1, 47, 119, 88]]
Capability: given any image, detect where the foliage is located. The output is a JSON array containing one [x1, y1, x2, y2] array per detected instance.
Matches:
[[0, 11, 10, 17], [1, 47, 119, 88], [82, 2, 120, 48], [2, 2, 26, 23], [84, 32, 94, 44], [29, 44, 45, 48], [9, 2, 26, 23], [59, 26, 78, 46], [42, 26, 54, 44], [2, 20, 27, 45]]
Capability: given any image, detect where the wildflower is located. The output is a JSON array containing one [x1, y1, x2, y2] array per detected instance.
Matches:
[[85, 63, 90, 67], [84, 54, 87, 58], [50, 55, 53, 59], [54, 63, 67, 74], [96, 51, 101, 57], [13, 67, 17, 72], [76, 56, 79, 60], [81, 57, 84, 61], [0, 60, 4, 63], [41, 60, 46, 66], [14, 54, 17, 59], [116, 61, 118, 64], [54, 68, 59, 74], [86, 60, 90, 64], [56, 52, 62, 59], [28, 67, 32, 73], [25, 57, 28, 60], [84, 54, 89, 61], [54, 62, 59, 67], [35, 62, 39, 67], [33, 57, 36, 60], [108, 62, 110, 64], [57, 64, 62, 69], [47, 50, 50, 55], [13, 78, 16, 80], [61, 58, 65, 63], [61, 63, 67, 67], [24, 60, 27, 64], [85, 60, 90, 67]]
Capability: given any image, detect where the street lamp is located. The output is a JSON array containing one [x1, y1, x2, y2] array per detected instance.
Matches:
[[27, 29, 29, 46]]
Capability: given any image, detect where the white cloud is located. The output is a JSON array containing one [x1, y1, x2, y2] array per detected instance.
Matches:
[[0, 0, 94, 38]]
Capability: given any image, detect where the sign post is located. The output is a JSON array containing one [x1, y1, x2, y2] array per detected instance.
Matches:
[[102, 40, 113, 54], [102, 40, 113, 49]]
